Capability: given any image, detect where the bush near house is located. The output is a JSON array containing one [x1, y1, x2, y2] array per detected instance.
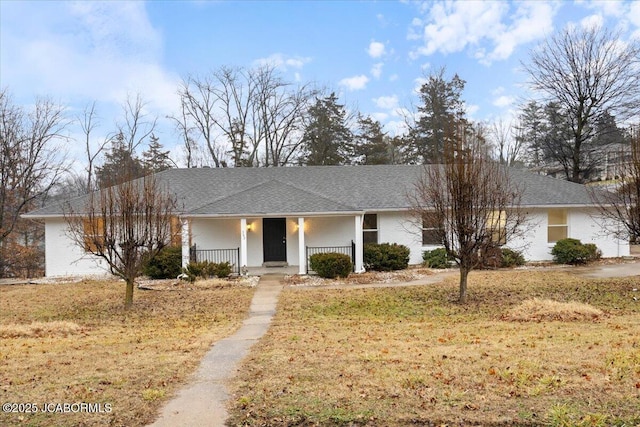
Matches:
[[363, 243, 410, 271], [183, 261, 233, 282], [424, 247, 525, 269], [422, 248, 452, 269], [309, 252, 352, 279], [499, 248, 526, 268], [142, 246, 182, 279], [551, 238, 602, 265]]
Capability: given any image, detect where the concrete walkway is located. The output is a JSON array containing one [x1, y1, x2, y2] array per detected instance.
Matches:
[[149, 274, 284, 427]]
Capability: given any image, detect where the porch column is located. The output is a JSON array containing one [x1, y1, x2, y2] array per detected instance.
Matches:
[[354, 214, 365, 273], [240, 218, 248, 272], [298, 217, 305, 275], [181, 218, 190, 269]]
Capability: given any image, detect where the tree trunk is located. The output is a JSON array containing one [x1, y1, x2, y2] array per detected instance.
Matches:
[[459, 267, 469, 303], [125, 279, 134, 309]]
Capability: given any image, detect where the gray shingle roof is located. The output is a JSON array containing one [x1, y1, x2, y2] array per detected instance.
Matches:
[[24, 165, 598, 218]]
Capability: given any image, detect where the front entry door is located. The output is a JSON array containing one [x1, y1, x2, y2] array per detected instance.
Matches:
[[263, 218, 287, 262]]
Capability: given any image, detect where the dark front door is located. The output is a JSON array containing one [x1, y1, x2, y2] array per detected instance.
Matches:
[[263, 218, 287, 262]]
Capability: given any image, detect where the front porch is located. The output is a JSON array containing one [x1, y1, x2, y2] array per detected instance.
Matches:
[[180, 215, 367, 275]]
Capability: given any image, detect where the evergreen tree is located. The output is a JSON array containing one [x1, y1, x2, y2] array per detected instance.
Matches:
[[353, 115, 392, 165], [141, 134, 173, 173], [300, 93, 352, 165], [407, 68, 467, 164], [95, 133, 145, 188]]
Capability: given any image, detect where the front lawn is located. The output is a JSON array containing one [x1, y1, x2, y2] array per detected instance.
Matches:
[[227, 270, 640, 426], [0, 279, 255, 427]]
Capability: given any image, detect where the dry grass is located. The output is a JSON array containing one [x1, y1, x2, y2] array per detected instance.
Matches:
[[228, 270, 640, 426], [0, 278, 254, 427], [0, 321, 86, 338], [502, 298, 605, 322]]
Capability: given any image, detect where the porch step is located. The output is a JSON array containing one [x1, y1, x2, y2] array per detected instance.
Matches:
[[262, 261, 289, 268]]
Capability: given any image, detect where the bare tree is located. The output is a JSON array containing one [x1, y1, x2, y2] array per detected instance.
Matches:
[[590, 125, 640, 241], [170, 98, 201, 168], [77, 102, 109, 192], [176, 74, 227, 167], [117, 93, 158, 153], [523, 25, 640, 182], [64, 173, 177, 309], [253, 65, 316, 166], [0, 89, 68, 246], [174, 65, 316, 168], [489, 118, 524, 166], [409, 123, 527, 303]]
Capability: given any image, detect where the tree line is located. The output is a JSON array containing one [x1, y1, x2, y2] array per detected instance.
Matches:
[[1, 23, 639, 279]]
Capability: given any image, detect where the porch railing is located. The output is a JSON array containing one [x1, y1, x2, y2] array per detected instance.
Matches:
[[306, 241, 355, 274], [189, 245, 240, 274]]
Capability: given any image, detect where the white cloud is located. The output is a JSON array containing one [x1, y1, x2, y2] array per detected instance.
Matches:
[[339, 75, 369, 91], [389, 74, 399, 82], [373, 95, 399, 110], [253, 53, 312, 70], [1, 1, 179, 115], [581, 14, 604, 30], [493, 95, 515, 108], [487, 2, 555, 63], [465, 103, 480, 118], [371, 112, 389, 122], [371, 62, 384, 79], [410, 1, 556, 65], [367, 40, 386, 58], [630, 1, 640, 26], [584, 0, 626, 18]]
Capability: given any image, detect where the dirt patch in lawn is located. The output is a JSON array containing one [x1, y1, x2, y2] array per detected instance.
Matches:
[[0, 278, 255, 427], [228, 270, 640, 426]]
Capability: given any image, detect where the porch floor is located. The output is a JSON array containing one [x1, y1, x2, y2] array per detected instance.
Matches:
[[244, 266, 302, 276]]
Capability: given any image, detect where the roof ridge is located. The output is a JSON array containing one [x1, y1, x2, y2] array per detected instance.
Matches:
[[273, 178, 359, 211], [186, 178, 272, 214], [187, 178, 359, 214]]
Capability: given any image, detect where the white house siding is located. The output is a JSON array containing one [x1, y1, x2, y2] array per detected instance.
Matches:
[[44, 218, 110, 277], [570, 208, 629, 258], [304, 216, 355, 248], [509, 208, 629, 261], [377, 211, 424, 265]]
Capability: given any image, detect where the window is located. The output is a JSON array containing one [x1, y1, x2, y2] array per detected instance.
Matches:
[[422, 212, 442, 245], [489, 210, 507, 245], [83, 218, 104, 252], [363, 214, 378, 244], [548, 209, 567, 243]]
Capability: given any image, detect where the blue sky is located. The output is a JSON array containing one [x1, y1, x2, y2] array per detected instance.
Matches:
[[1, 0, 639, 167]]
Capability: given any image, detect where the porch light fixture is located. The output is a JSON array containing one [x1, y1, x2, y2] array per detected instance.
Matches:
[[246, 223, 253, 231]]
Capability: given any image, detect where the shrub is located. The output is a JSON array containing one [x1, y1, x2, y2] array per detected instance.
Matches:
[[422, 248, 452, 269], [500, 248, 526, 268], [363, 243, 410, 271], [142, 246, 182, 279], [551, 238, 602, 265], [212, 261, 232, 278], [309, 252, 352, 279], [183, 260, 234, 281]]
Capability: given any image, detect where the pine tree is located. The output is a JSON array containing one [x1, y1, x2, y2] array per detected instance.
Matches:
[[95, 134, 145, 188], [407, 68, 467, 164], [300, 93, 353, 165], [141, 134, 173, 173], [353, 115, 392, 165]]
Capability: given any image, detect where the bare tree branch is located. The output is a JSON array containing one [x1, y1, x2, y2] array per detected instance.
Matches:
[[64, 173, 177, 308], [409, 122, 528, 303]]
